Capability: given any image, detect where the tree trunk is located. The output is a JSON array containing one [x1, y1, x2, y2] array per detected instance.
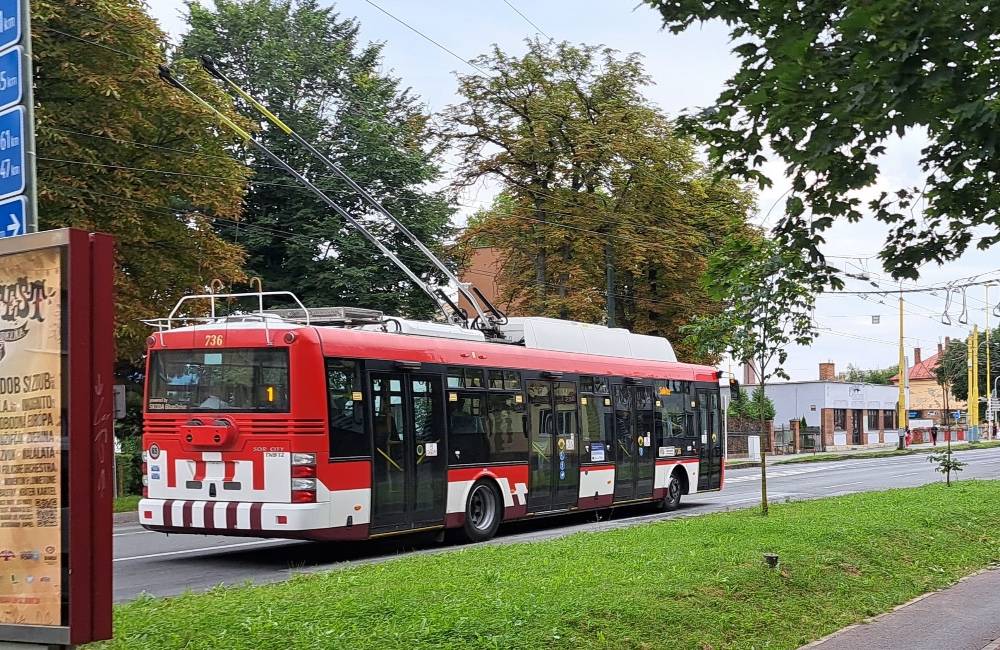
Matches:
[[760, 402, 768, 516]]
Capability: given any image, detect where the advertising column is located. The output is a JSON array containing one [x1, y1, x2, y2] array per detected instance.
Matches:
[[0, 245, 60, 625]]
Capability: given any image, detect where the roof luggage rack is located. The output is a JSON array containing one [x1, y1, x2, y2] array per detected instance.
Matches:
[[264, 306, 384, 326]]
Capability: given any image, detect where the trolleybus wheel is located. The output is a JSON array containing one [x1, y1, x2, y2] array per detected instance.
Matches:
[[662, 475, 683, 512], [463, 480, 501, 542]]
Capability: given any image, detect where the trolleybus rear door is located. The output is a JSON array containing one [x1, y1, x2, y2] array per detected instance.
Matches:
[[369, 371, 447, 532], [613, 384, 655, 501], [526, 380, 579, 512]]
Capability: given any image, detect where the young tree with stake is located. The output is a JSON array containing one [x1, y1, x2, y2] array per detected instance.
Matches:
[[683, 232, 817, 515]]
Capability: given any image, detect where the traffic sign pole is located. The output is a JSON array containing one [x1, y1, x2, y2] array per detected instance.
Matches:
[[19, 0, 34, 233]]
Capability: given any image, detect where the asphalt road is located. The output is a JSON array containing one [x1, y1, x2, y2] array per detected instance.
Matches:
[[113, 446, 1000, 603]]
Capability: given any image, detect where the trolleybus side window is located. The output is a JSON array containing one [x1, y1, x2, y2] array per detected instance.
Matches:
[[484, 371, 527, 463], [447, 367, 485, 389], [447, 391, 487, 465], [579, 375, 614, 463], [654, 381, 687, 455], [326, 359, 369, 458]]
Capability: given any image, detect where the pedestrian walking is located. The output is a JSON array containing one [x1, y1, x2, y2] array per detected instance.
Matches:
[[931, 425, 939, 446]]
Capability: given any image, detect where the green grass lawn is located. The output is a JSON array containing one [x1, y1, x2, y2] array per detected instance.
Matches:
[[113, 495, 141, 513], [93, 481, 1000, 650], [775, 439, 1000, 465]]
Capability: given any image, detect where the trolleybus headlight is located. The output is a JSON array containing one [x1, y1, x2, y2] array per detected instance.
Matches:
[[291, 453, 316, 466], [283, 332, 296, 344], [291, 478, 316, 491]]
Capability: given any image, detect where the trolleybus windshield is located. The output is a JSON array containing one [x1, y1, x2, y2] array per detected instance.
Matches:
[[147, 348, 290, 412]]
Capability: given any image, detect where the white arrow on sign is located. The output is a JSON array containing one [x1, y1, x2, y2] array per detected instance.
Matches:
[[5, 208, 18, 235]]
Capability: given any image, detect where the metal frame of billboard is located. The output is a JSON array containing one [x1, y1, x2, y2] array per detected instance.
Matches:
[[0, 229, 113, 646]]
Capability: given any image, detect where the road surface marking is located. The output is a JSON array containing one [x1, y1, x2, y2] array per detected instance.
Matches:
[[113, 529, 157, 538], [825, 481, 864, 489], [114, 539, 285, 563]]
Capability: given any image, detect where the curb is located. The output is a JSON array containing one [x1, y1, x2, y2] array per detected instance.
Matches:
[[114, 511, 137, 526]]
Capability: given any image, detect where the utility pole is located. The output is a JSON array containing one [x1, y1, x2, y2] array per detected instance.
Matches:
[[605, 242, 615, 328], [897, 294, 908, 438], [987, 283, 994, 439]]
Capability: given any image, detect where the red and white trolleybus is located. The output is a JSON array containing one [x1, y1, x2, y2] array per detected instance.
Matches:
[[139, 294, 725, 542]]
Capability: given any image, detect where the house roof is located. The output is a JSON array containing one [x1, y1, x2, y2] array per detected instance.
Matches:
[[890, 349, 942, 383]]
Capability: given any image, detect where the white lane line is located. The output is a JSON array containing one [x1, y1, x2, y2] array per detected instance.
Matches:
[[824, 481, 864, 489], [114, 539, 285, 563], [113, 529, 157, 538]]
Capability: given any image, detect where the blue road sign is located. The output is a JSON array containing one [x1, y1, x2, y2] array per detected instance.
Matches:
[[0, 0, 19, 52], [0, 105, 23, 200], [0, 194, 24, 237], [0, 46, 21, 111], [952, 411, 962, 421]]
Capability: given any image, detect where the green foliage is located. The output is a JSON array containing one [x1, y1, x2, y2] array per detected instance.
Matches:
[[683, 232, 818, 386], [934, 328, 1000, 401], [179, 0, 454, 318], [842, 364, 899, 385], [929, 447, 966, 486], [642, 1, 1000, 282], [35, 0, 251, 361], [727, 387, 751, 419], [444, 40, 755, 362], [96, 482, 1000, 649], [746, 386, 776, 421], [799, 415, 807, 428]]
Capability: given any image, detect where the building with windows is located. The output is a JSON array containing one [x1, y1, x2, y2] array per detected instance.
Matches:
[[763, 363, 903, 450], [890, 343, 965, 425]]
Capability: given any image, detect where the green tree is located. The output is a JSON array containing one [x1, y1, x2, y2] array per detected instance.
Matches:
[[934, 330, 1000, 402], [842, 364, 899, 385], [642, 1, 1000, 281], [746, 387, 776, 422], [35, 0, 251, 361], [180, 0, 454, 318], [445, 40, 755, 361], [683, 232, 818, 515], [727, 387, 750, 420]]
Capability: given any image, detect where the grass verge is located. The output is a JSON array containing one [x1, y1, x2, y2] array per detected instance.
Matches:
[[775, 439, 1000, 465], [93, 481, 1000, 650], [113, 495, 141, 513]]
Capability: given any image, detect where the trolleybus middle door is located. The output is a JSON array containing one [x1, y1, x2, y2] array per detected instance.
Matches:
[[369, 371, 446, 532], [526, 379, 579, 513]]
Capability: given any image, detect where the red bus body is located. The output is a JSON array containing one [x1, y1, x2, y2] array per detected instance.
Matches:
[[139, 321, 724, 541]]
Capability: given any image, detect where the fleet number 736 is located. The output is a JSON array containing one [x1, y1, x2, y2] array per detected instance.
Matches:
[[204, 334, 224, 347]]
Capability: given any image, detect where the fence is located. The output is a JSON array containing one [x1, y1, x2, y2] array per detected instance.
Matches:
[[727, 418, 772, 458]]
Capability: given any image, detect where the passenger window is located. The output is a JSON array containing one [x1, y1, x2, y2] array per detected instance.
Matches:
[[579, 394, 614, 463], [447, 367, 485, 389], [326, 360, 369, 458], [447, 392, 488, 464], [486, 393, 527, 463], [489, 369, 521, 390]]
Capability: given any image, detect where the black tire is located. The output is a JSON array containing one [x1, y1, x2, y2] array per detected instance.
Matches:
[[662, 474, 683, 511], [462, 480, 502, 542]]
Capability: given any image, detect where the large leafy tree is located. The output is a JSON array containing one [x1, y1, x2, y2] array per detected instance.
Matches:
[[683, 232, 818, 514], [445, 41, 754, 361], [935, 331, 1000, 402], [34, 0, 250, 361], [643, 1, 1000, 282], [179, 0, 454, 318]]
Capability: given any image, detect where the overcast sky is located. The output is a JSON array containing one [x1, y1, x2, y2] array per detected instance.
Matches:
[[148, 0, 1000, 381]]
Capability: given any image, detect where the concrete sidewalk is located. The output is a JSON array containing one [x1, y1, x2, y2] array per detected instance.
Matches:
[[803, 567, 1000, 650]]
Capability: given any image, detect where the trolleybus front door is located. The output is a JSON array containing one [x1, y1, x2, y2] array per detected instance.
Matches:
[[369, 372, 447, 532], [526, 380, 579, 512], [696, 388, 723, 491], [613, 384, 655, 501]]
